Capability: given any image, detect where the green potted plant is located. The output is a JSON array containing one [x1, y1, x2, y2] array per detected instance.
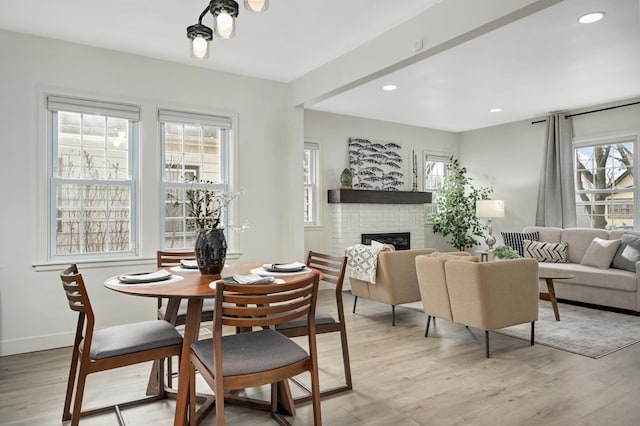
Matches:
[[493, 245, 520, 260], [429, 158, 492, 251]]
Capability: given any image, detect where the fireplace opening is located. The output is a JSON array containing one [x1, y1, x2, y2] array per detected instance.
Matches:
[[361, 232, 410, 251]]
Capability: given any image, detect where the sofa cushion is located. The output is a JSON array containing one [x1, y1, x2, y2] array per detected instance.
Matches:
[[522, 226, 562, 243], [561, 228, 610, 263], [581, 237, 621, 268], [612, 233, 640, 272], [538, 263, 637, 292], [501, 231, 539, 256], [523, 240, 568, 263]]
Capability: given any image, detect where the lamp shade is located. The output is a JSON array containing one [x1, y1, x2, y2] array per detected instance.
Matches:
[[476, 200, 505, 218]]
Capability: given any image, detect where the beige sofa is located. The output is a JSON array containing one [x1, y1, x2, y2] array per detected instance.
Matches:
[[350, 248, 437, 326], [415, 253, 539, 357], [522, 226, 640, 312]]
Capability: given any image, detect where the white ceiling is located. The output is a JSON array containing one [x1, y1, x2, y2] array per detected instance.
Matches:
[[1, 0, 639, 132]]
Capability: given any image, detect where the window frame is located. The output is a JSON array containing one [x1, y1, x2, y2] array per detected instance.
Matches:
[[304, 141, 320, 226], [573, 134, 638, 230], [423, 152, 451, 218], [46, 95, 140, 261], [159, 109, 237, 252]]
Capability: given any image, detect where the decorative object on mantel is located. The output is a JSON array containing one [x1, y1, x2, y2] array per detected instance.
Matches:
[[340, 168, 353, 189], [411, 150, 418, 192], [428, 157, 492, 251], [348, 137, 403, 191]]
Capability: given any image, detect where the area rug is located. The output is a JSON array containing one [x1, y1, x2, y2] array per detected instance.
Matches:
[[401, 300, 640, 358], [497, 301, 640, 358]]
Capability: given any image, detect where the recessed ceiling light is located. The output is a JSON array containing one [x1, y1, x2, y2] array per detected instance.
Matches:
[[489, 108, 502, 113], [382, 85, 397, 91], [578, 12, 605, 24]]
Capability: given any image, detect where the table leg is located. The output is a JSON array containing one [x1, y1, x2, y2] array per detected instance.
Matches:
[[175, 298, 203, 426], [544, 278, 561, 321], [146, 297, 181, 396]]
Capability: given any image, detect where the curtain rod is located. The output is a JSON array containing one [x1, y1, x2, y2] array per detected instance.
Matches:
[[530, 100, 640, 125]]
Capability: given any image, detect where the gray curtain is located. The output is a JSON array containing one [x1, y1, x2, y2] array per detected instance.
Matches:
[[535, 114, 577, 227]]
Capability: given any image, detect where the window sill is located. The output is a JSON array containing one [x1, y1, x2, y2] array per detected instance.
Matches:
[[33, 251, 243, 272]]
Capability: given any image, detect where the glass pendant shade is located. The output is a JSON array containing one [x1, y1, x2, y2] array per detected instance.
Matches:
[[214, 12, 236, 39], [191, 36, 210, 59], [244, 0, 268, 12]]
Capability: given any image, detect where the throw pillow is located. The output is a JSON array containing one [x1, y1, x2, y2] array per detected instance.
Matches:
[[580, 237, 621, 268], [612, 233, 640, 272], [523, 239, 568, 263], [501, 231, 540, 257]]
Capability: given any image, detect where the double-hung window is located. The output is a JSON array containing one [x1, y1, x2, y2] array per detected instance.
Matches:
[[160, 110, 232, 250], [574, 136, 637, 230], [424, 153, 450, 214], [47, 96, 139, 259], [304, 142, 319, 225]]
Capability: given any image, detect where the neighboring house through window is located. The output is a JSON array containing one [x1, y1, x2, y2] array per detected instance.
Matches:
[[574, 136, 637, 230], [47, 96, 139, 259], [304, 142, 319, 225], [160, 109, 232, 249]]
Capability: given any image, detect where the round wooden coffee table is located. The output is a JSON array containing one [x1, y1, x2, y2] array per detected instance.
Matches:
[[538, 270, 574, 321]]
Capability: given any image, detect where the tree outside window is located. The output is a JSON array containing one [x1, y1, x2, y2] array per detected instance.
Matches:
[[48, 96, 138, 258], [574, 139, 636, 230]]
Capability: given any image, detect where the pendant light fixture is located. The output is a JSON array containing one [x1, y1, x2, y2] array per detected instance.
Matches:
[[187, 0, 269, 60]]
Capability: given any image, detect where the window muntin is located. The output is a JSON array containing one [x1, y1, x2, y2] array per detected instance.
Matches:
[[160, 110, 231, 249], [304, 142, 319, 225], [48, 97, 139, 258], [574, 139, 637, 230]]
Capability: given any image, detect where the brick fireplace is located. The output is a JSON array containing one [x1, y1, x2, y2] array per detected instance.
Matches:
[[328, 189, 431, 256]]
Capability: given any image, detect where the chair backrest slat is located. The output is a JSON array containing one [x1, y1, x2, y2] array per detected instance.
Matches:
[[215, 274, 319, 329], [60, 264, 93, 317], [307, 250, 347, 292], [157, 250, 196, 267]]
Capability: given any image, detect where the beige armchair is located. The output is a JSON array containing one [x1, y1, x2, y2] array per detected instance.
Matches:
[[350, 248, 437, 325], [416, 254, 539, 357]]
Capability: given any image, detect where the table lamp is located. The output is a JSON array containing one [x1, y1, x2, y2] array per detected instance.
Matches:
[[476, 199, 505, 250]]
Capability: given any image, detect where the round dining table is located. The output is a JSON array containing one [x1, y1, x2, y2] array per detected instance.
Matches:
[[105, 262, 320, 426]]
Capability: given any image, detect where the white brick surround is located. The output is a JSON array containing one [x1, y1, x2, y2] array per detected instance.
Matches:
[[330, 203, 426, 256]]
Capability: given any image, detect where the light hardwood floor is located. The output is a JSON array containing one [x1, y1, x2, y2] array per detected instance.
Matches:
[[2, 288, 640, 425]]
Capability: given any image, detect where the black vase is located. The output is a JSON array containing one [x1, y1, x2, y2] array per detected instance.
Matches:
[[194, 228, 227, 275]]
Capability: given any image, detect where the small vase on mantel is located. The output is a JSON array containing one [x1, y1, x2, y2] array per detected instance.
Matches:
[[340, 168, 353, 189], [194, 228, 227, 275]]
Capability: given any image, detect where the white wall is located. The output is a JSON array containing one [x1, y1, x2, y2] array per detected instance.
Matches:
[[459, 100, 640, 248], [0, 30, 302, 355], [303, 109, 459, 254]]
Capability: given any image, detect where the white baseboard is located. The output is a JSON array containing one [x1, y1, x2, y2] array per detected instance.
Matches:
[[1, 331, 74, 356]]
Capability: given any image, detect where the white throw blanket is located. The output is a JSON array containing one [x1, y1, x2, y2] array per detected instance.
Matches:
[[345, 242, 394, 284]]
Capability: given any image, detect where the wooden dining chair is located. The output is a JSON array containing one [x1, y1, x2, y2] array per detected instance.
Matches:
[[276, 251, 352, 400], [59, 264, 183, 426], [188, 273, 322, 425], [156, 250, 216, 387]]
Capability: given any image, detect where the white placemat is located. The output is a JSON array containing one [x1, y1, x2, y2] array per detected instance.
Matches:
[[250, 267, 313, 276], [106, 275, 184, 287], [170, 265, 200, 272]]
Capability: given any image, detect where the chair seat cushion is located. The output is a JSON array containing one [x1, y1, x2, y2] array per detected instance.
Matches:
[[86, 320, 182, 360], [191, 329, 309, 377], [159, 298, 216, 320], [275, 310, 336, 330]]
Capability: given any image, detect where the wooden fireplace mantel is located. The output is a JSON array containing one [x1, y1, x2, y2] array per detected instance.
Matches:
[[328, 189, 432, 204]]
